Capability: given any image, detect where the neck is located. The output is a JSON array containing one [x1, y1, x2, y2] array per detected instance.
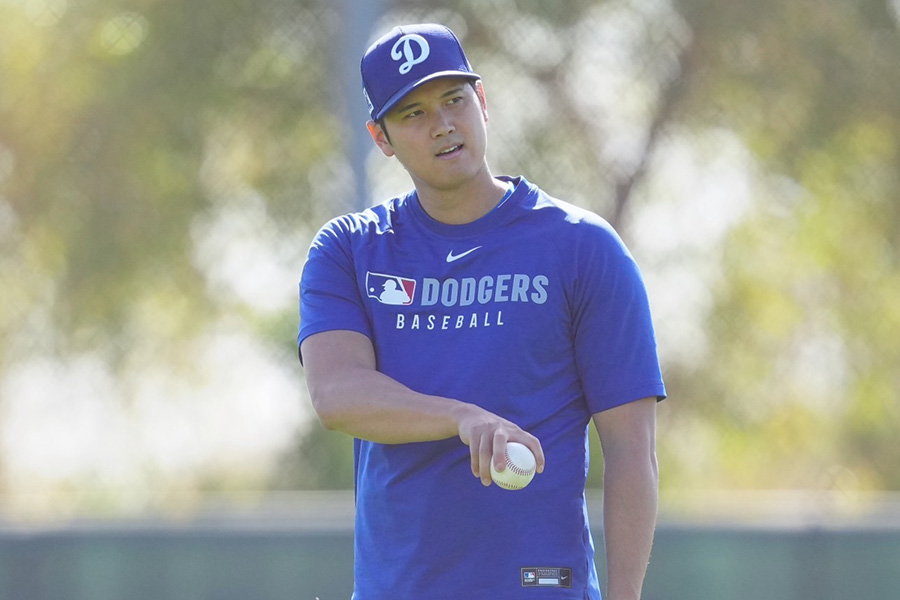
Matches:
[[414, 168, 509, 225]]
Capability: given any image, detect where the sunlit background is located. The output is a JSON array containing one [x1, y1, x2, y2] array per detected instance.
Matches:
[[1, 0, 899, 598]]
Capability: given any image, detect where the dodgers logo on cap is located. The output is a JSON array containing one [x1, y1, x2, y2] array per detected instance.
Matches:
[[360, 23, 481, 121], [392, 34, 430, 75]]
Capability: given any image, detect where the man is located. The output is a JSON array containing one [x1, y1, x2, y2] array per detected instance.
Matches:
[[298, 23, 666, 600]]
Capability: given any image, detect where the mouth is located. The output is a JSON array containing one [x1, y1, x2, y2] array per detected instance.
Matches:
[[435, 144, 463, 157]]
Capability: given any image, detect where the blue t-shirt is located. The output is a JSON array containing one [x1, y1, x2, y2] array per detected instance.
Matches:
[[298, 176, 666, 599]]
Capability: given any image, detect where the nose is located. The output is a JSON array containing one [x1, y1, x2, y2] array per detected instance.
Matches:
[[431, 108, 455, 137]]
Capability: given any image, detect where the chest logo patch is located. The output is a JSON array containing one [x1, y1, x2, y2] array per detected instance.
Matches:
[[446, 246, 482, 263], [366, 271, 416, 305]]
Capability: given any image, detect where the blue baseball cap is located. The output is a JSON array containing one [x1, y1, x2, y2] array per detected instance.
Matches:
[[361, 23, 481, 121]]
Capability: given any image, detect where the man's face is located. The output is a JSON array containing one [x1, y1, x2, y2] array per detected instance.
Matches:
[[368, 77, 489, 193]]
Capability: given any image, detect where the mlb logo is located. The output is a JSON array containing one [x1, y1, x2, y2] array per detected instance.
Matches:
[[523, 571, 536, 583], [366, 271, 416, 306]]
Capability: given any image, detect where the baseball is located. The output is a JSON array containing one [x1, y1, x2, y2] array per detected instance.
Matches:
[[490, 442, 536, 490]]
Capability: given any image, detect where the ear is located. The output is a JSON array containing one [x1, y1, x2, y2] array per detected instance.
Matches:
[[474, 81, 488, 122], [367, 120, 395, 157]]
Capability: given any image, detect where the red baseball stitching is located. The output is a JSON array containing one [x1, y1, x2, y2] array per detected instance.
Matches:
[[505, 455, 535, 476]]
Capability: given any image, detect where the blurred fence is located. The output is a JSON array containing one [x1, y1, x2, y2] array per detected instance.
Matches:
[[2, 491, 899, 600], [2, 3, 900, 598]]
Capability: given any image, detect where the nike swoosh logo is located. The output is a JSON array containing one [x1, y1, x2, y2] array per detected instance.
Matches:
[[446, 246, 482, 263]]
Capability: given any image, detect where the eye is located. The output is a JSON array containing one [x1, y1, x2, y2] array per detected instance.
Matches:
[[402, 109, 424, 119]]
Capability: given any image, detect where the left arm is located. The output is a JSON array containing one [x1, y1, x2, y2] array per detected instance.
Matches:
[[593, 396, 659, 600]]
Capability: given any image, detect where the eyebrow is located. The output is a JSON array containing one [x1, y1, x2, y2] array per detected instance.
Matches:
[[393, 86, 467, 115]]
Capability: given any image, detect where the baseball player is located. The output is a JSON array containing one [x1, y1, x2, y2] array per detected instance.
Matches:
[[298, 23, 666, 600]]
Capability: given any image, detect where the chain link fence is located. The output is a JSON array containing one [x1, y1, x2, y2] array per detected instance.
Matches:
[[0, 0, 898, 518]]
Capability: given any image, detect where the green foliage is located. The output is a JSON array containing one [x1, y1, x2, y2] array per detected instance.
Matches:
[[2, 0, 899, 504], [656, 0, 900, 490], [0, 0, 340, 505], [0, 0, 336, 359], [270, 421, 356, 490]]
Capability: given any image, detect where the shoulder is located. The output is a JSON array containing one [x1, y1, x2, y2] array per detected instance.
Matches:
[[519, 180, 628, 255], [310, 194, 411, 251]]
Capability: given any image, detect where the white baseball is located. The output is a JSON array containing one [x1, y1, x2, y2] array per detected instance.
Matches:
[[490, 442, 536, 490]]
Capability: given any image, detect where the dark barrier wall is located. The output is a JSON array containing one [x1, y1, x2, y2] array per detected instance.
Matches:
[[0, 523, 897, 600]]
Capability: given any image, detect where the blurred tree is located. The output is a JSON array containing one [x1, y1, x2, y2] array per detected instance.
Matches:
[[658, 0, 900, 490], [339, 0, 900, 493], [2, 0, 898, 505], [0, 0, 338, 357], [271, 420, 356, 490], [0, 0, 343, 503]]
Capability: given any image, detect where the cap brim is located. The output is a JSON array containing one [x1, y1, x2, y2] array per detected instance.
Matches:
[[372, 70, 481, 121]]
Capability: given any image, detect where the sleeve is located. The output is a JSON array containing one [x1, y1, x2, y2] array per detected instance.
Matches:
[[297, 217, 373, 363], [571, 219, 667, 413]]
